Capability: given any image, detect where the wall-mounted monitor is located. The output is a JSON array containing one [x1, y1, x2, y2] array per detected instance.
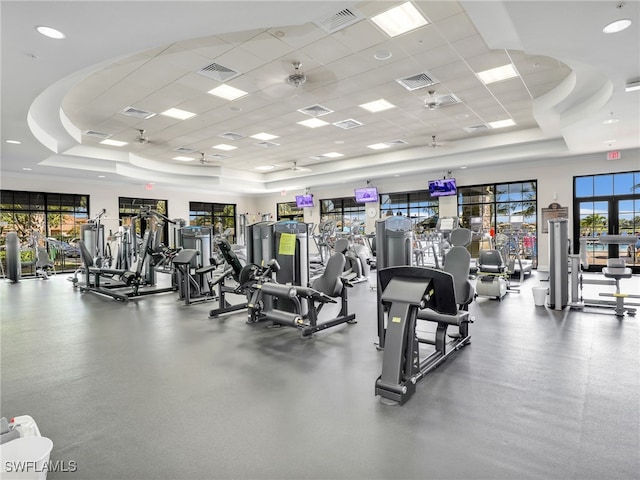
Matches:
[[354, 187, 379, 203], [428, 178, 457, 197], [295, 194, 314, 208]]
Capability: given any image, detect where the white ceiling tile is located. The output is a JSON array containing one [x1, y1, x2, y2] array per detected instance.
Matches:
[[267, 23, 326, 50], [416, 0, 464, 22], [333, 18, 388, 52], [238, 31, 295, 62], [214, 46, 266, 75], [299, 36, 354, 65], [433, 12, 479, 42]]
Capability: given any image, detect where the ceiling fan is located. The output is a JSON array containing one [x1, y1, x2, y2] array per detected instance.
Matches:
[[291, 161, 312, 172], [135, 129, 150, 144], [286, 61, 307, 88], [424, 90, 440, 111], [428, 135, 445, 148]]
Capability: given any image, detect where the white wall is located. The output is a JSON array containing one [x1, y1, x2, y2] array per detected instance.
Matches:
[[4, 148, 638, 268]]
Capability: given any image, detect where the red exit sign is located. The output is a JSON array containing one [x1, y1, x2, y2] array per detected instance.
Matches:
[[607, 150, 621, 160]]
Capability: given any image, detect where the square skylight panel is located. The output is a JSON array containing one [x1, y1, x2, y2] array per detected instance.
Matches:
[[297, 118, 330, 128], [208, 84, 248, 101], [488, 119, 516, 129], [161, 108, 197, 120], [359, 98, 396, 113], [322, 152, 344, 158], [100, 139, 128, 147], [370, 2, 429, 38], [250, 132, 279, 141], [476, 64, 519, 84]]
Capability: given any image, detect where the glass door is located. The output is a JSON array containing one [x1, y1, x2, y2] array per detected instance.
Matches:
[[577, 200, 610, 271], [618, 198, 640, 268]]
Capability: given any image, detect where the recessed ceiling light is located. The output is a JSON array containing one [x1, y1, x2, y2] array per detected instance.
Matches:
[[208, 84, 248, 101], [98, 175, 106, 178], [173, 156, 194, 161], [22, 167, 32, 171], [603, 118, 620, 124], [35, 25, 65, 39], [604, 139, 617, 144], [335, 140, 345, 144], [212, 144, 237, 151], [255, 165, 276, 171], [161, 108, 196, 120], [100, 139, 128, 147], [394, 174, 400, 177], [476, 64, 519, 84], [359, 98, 396, 113], [603, 18, 632, 33], [5, 140, 21, 144], [322, 152, 344, 158], [297, 118, 329, 128], [251, 132, 279, 141], [488, 119, 516, 129], [368, 143, 392, 150], [460, 166, 468, 170], [370, 2, 429, 38]]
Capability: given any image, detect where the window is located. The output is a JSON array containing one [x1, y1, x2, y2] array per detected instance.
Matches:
[[119, 197, 169, 244], [380, 190, 438, 232], [320, 197, 366, 234], [188, 201, 236, 241], [458, 180, 537, 265], [0, 190, 89, 274], [276, 202, 303, 221], [574, 170, 640, 272]]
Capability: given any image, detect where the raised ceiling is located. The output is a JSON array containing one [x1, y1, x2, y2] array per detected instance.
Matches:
[[2, 1, 639, 194]]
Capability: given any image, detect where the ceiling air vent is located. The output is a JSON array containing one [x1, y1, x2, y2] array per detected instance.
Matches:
[[333, 119, 363, 130], [396, 72, 439, 91], [386, 139, 408, 146], [298, 105, 334, 117], [121, 106, 157, 119], [173, 146, 197, 153], [255, 141, 280, 148], [197, 62, 240, 82], [433, 94, 460, 107], [464, 124, 489, 133], [209, 154, 230, 161], [219, 132, 246, 141], [83, 130, 111, 139], [313, 7, 364, 33]]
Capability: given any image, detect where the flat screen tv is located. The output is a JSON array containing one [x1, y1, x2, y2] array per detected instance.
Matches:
[[428, 178, 457, 197], [295, 194, 314, 208], [354, 187, 379, 203]]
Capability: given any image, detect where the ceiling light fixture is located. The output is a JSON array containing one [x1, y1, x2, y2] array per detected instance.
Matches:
[[603, 118, 620, 124], [370, 2, 429, 38], [208, 84, 248, 101], [212, 144, 237, 151], [625, 80, 640, 92], [35, 25, 65, 39], [100, 139, 128, 147], [98, 175, 106, 178], [322, 152, 344, 158], [161, 108, 196, 120], [173, 156, 194, 161], [374, 50, 392, 60], [22, 167, 32, 171], [251, 132, 279, 141], [603, 18, 632, 33], [359, 98, 396, 113], [367, 143, 392, 150], [255, 165, 276, 171], [297, 118, 329, 128], [488, 119, 516, 129], [476, 64, 519, 84], [5, 140, 21, 144]]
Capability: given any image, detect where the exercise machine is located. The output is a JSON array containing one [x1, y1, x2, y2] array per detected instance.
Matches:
[[375, 215, 413, 348], [172, 249, 218, 306], [375, 230, 474, 405], [246, 251, 357, 338], [549, 218, 639, 316], [209, 238, 253, 317]]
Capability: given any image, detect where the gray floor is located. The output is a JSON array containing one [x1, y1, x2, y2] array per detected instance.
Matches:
[[1, 270, 639, 480]]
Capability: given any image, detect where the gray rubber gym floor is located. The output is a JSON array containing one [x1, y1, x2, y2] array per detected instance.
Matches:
[[1, 271, 639, 480]]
